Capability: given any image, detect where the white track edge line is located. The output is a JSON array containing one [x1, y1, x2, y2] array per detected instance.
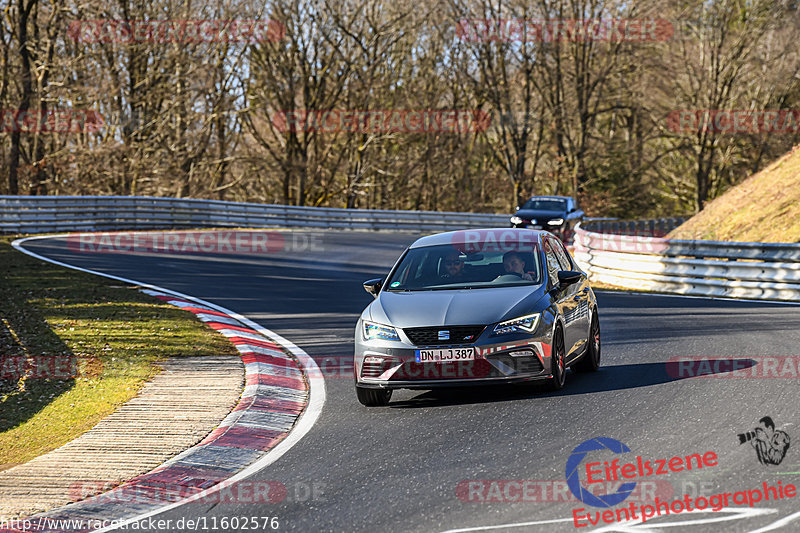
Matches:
[[747, 510, 800, 532], [11, 234, 327, 532]]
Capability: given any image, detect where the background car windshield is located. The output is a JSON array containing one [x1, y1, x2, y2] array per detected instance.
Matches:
[[385, 244, 542, 291], [521, 198, 566, 211]]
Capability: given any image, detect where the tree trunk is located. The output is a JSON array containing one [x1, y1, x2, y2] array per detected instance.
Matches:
[[8, 0, 36, 195]]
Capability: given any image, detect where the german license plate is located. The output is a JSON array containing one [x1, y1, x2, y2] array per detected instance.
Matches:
[[415, 348, 476, 363]]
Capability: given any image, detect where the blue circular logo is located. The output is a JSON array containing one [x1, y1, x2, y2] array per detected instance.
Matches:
[[565, 437, 637, 508]]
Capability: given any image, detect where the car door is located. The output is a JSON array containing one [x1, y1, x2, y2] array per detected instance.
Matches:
[[543, 237, 580, 357], [551, 236, 590, 359]]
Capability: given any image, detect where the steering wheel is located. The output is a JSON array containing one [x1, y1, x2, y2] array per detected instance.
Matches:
[[493, 273, 522, 282]]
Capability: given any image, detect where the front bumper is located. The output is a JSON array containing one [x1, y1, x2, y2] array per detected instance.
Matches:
[[355, 334, 553, 390], [356, 374, 551, 390], [511, 221, 545, 230], [511, 220, 562, 232]]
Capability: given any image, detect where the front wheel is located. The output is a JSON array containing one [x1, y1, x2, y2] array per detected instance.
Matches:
[[356, 385, 392, 407], [548, 328, 567, 390], [575, 311, 600, 373]]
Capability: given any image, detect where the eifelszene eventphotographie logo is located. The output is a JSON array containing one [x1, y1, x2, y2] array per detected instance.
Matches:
[[565, 437, 719, 508], [566, 437, 727, 528]]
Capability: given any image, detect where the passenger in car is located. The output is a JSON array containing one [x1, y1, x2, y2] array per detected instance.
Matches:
[[502, 251, 534, 281]]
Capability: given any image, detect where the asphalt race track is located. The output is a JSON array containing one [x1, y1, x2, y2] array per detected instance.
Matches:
[[19, 230, 800, 533]]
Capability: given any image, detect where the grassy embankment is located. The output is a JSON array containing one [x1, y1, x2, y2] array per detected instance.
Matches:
[[669, 145, 800, 243], [0, 237, 238, 470]]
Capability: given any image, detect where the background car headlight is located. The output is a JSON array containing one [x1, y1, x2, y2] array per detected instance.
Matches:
[[363, 321, 401, 341], [492, 314, 540, 335], [547, 218, 564, 226], [510, 216, 524, 225]]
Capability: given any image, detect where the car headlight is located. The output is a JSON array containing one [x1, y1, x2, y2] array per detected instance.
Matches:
[[510, 216, 524, 225], [363, 321, 401, 341], [492, 313, 540, 336], [547, 218, 564, 226]]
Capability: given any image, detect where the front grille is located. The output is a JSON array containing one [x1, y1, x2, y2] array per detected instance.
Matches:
[[388, 353, 544, 382], [403, 325, 486, 346]]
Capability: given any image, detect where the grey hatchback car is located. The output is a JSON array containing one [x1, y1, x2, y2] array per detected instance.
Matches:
[[354, 228, 600, 406]]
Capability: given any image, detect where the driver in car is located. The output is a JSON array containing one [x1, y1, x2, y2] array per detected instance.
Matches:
[[502, 251, 534, 281], [440, 251, 467, 282]]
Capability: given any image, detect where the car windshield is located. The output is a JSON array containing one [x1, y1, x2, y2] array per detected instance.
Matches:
[[385, 242, 543, 291], [521, 198, 567, 211]]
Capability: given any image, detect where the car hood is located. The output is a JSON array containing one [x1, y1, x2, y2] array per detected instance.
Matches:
[[514, 209, 565, 221], [369, 285, 548, 328]]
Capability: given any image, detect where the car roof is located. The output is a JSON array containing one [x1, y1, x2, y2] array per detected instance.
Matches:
[[409, 228, 548, 249], [526, 195, 570, 200]]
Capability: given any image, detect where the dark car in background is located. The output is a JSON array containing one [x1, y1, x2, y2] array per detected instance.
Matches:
[[510, 196, 584, 242]]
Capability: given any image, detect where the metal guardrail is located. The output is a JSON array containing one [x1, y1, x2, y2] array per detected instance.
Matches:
[[573, 224, 800, 302], [5, 195, 796, 302], [0, 196, 510, 234], [582, 217, 689, 237]]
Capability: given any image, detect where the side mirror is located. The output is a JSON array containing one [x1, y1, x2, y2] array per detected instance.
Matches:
[[557, 271, 582, 287], [363, 278, 383, 297]]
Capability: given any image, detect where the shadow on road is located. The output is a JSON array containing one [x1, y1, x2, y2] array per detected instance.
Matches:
[[387, 358, 757, 409]]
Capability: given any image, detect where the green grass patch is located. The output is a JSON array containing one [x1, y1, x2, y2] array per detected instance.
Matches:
[[0, 236, 239, 470]]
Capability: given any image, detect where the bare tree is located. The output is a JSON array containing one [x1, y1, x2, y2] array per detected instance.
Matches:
[[449, 0, 548, 210], [654, 0, 793, 211], [2, 0, 800, 219]]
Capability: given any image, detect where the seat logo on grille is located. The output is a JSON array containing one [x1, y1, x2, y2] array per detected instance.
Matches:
[[438, 330, 450, 341]]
